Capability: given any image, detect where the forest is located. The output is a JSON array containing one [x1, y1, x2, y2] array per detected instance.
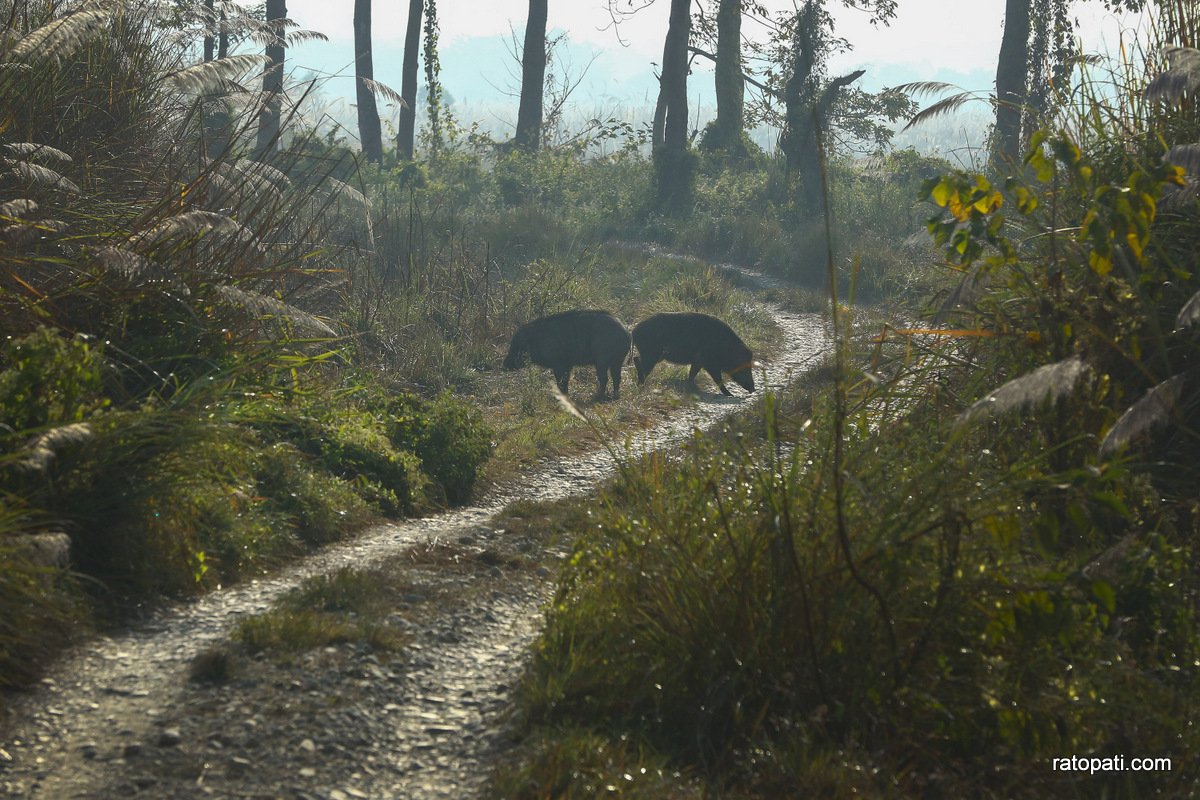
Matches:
[[1, 0, 1198, 797]]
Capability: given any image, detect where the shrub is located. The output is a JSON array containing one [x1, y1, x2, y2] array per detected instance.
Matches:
[[0, 327, 106, 430], [387, 391, 494, 506]]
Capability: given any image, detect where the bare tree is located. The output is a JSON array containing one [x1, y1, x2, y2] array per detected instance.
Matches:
[[396, 0, 423, 161], [256, 0, 286, 158], [354, 0, 383, 163], [515, 0, 548, 150]]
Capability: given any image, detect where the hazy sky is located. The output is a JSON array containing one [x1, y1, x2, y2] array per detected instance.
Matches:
[[279, 1, 1149, 148], [284, 0, 1145, 79]]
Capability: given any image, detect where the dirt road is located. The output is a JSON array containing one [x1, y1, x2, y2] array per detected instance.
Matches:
[[0, 260, 829, 799]]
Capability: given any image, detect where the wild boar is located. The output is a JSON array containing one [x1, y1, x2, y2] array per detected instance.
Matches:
[[503, 310, 632, 399], [632, 312, 756, 396]]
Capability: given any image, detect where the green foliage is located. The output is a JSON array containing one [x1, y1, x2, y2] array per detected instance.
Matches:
[[0, 327, 106, 430], [502, 64, 1200, 793], [387, 391, 494, 506], [513, 370, 1198, 794], [490, 728, 695, 800]]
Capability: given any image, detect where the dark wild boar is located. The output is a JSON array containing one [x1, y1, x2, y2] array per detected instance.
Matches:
[[632, 312, 756, 396], [503, 310, 631, 399]]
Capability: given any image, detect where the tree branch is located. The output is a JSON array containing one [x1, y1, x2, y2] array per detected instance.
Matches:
[[687, 44, 780, 99]]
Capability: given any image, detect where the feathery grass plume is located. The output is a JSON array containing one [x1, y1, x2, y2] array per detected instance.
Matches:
[[214, 159, 289, 203], [321, 176, 370, 208], [93, 245, 191, 294], [4, 161, 81, 194], [5, 4, 115, 66], [551, 384, 587, 421], [956, 357, 1090, 427], [13, 423, 93, 473], [894, 82, 981, 133], [1099, 374, 1188, 459], [285, 29, 329, 46], [1177, 287, 1200, 330], [131, 210, 264, 254], [215, 284, 337, 337], [1162, 144, 1200, 208], [1, 142, 72, 163], [1144, 46, 1200, 103], [358, 76, 407, 108], [163, 53, 266, 95], [0, 199, 39, 219]]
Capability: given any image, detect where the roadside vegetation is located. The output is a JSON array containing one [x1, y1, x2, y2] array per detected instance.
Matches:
[[0, 0, 786, 693], [6, 1, 1196, 797], [496, 20, 1200, 800]]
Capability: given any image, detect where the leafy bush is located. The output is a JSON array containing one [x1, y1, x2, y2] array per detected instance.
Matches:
[[0, 327, 106, 430], [387, 391, 494, 506]]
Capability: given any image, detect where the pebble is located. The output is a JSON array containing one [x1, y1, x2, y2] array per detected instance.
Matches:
[[156, 728, 182, 747]]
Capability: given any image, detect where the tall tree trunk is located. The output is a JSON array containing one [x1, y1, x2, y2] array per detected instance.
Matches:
[[660, 0, 690, 152], [354, 0, 383, 163], [710, 0, 743, 151], [218, 5, 229, 59], [994, 0, 1031, 169], [203, 0, 214, 62], [256, 0, 286, 159], [514, 0, 548, 150], [779, 3, 859, 216], [654, 0, 692, 209], [396, 0, 423, 161]]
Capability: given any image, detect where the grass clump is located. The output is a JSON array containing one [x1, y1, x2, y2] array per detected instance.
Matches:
[[234, 567, 408, 660]]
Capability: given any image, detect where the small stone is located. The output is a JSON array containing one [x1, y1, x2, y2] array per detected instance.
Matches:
[[122, 743, 142, 759], [298, 767, 316, 778], [298, 738, 316, 755], [80, 743, 97, 760], [157, 728, 182, 747]]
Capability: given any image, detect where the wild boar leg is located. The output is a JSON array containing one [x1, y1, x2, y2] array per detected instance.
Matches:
[[706, 367, 733, 396], [594, 364, 609, 399], [554, 368, 571, 395]]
